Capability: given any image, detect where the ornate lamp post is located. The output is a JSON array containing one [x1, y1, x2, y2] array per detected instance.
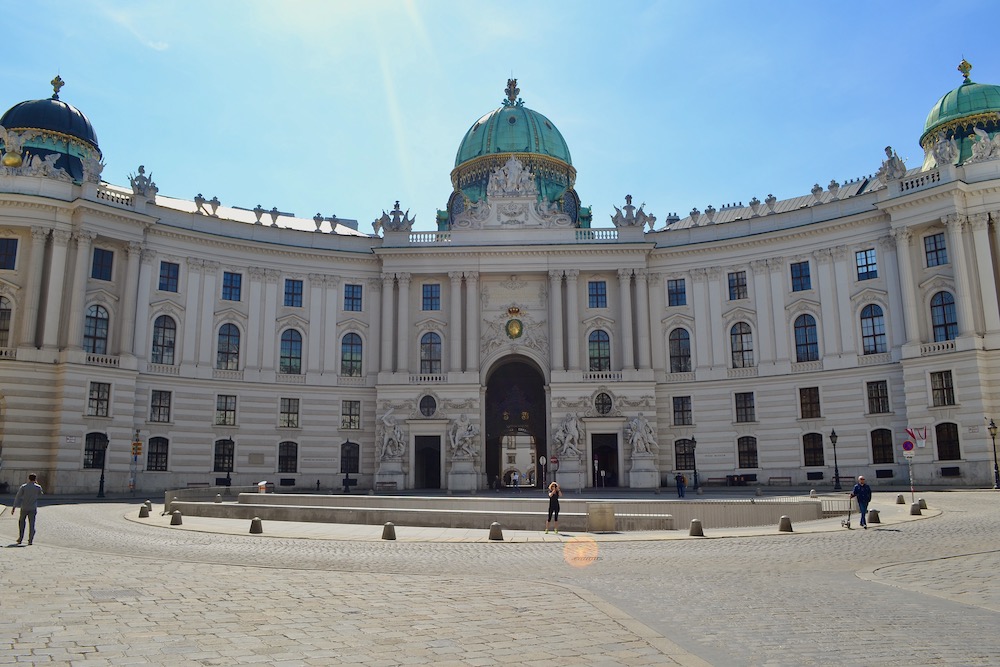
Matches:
[[989, 419, 999, 490], [831, 429, 842, 491], [691, 436, 699, 491], [97, 439, 109, 498]]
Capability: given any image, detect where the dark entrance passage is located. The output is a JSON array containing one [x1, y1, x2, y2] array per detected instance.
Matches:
[[414, 435, 441, 489], [485, 359, 546, 490], [592, 433, 619, 487]]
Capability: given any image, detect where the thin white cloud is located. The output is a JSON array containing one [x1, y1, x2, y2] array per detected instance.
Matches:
[[97, 2, 170, 51]]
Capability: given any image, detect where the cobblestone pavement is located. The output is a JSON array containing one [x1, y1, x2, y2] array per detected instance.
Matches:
[[1, 490, 998, 666]]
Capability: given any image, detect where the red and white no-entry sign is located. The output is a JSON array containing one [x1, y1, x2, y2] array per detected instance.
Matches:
[[901, 440, 915, 458]]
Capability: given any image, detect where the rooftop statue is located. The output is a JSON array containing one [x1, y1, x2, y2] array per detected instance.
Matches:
[[373, 200, 414, 235], [931, 132, 959, 167], [968, 126, 1000, 164], [875, 146, 907, 183], [611, 194, 656, 230], [128, 165, 158, 198]]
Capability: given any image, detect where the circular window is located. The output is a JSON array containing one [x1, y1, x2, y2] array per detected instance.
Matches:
[[419, 395, 437, 417], [595, 393, 613, 415], [508, 116, 517, 125]]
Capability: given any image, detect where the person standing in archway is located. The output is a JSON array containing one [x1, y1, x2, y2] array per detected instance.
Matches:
[[545, 482, 562, 534]]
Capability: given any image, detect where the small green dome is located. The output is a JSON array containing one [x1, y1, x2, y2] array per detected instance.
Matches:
[[454, 103, 571, 167], [920, 60, 1000, 168]]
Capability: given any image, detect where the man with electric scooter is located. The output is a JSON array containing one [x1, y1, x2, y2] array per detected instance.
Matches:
[[850, 475, 872, 529]]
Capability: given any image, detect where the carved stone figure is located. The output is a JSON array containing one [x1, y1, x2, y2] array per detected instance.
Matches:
[[968, 127, 1000, 164], [0, 126, 36, 167], [373, 200, 414, 235], [611, 194, 657, 230], [486, 156, 538, 198], [128, 165, 158, 198], [23, 153, 71, 181], [81, 155, 104, 183], [449, 413, 479, 459], [932, 132, 959, 167], [625, 412, 657, 455], [553, 414, 583, 459], [876, 146, 907, 182], [377, 408, 406, 460]]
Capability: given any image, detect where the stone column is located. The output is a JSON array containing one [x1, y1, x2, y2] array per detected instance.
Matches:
[[691, 268, 712, 369], [397, 272, 411, 373], [814, 249, 838, 357], [197, 261, 219, 366], [706, 268, 723, 367], [617, 268, 635, 370], [751, 260, 774, 364], [971, 214, 1000, 333], [246, 267, 265, 371], [634, 269, 651, 370], [565, 269, 580, 370], [261, 269, 280, 371], [891, 228, 919, 344], [648, 272, 666, 372], [181, 259, 202, 365], [132, 247, 156, 360], [118, 241, 143, 355], [307, 274, 325, 373], [380, 273, 395, 372], [832, 246, 854, 354], [18, 227, 49, 347], [465, 271, 480, 372], [363, 276, 378, 376], [768, 260, 787, 361], [944, 215, 976, 336], [449, 271, 464, 372], [59, 229, 92, 349], [548, 270, 564, 372], [881, 232, 906, 349]]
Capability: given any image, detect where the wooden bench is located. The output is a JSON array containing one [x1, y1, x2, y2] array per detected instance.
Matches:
[[375, 481, 398, 493], [768, 476, 792, 486]]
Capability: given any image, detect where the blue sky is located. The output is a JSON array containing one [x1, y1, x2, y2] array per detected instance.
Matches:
[[4, 1, 997, 232]]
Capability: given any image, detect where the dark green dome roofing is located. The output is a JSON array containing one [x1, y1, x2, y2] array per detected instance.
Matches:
[[921, 60, 1000, 146], [1, 77, 99, 149]]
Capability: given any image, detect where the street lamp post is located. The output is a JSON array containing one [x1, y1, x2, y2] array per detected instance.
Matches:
[[989, 418, 999, 490], [97, 440, 108, 498], [691, 436, 699, 491], [831, 429, 842, 491]]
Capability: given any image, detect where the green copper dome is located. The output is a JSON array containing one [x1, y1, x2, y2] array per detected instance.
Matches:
[[920, 60, 1000, 167], [454, 101, 571, 167]]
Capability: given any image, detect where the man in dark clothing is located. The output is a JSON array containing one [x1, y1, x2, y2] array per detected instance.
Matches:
[[11, 473, 44, 545], [850, 475, 873, 529], [674, 472, 686, 498]]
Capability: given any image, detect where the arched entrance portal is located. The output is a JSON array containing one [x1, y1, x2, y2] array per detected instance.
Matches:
[[485, 359, 546, 489]]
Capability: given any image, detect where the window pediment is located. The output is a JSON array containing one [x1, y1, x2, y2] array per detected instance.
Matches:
[[662, 313, 695, 332], [850, 286, 888, 306], [338, 317, 369, 331], [276, 313, 309, 330], [785, 296, 821, 314], [918, 275, 953, 293], [415, 316, 448, 331], [582, 314, 615, 330], [722, 306, 756, 328]]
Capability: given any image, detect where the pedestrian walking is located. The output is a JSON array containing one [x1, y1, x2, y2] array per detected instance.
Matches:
[[850, 475, 872, 529], [674, 472, 687, 498], [512, 470, 519, 491], [544, 481, 562, 533], [10, 473, 43, 545]]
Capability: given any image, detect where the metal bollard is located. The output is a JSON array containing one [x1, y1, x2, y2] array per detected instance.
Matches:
[[488, 521, 504, 541], [867, 509, 880, 524], [689, 518, 704, 537], [138, 505, 150, 518], [144, 500, 152, 510], [170, 510, 183, 525], [778, 515, 793, 532], [809, 489, 817, 498], [896, 494, 905, 504], [215, 494, 222, 503], [250, 517, 263, 534], [381, 522, 396, 540], [910, 502, 922, 516], [755, 486, 763, 497], [918, 498, 927, 510]]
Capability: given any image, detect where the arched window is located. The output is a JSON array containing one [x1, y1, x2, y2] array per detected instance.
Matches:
[[279, 329, 303, 374], [588, 329, 611, 371], [84, 305, 109, 354], [147, 436, 169, 472], [674, 438, 695, 470], [84, 432, 109, 469], [871, 429, 894, 464], [730, 322, 754, 368], [738, 436, 758, 469], [216, 324, 240, 370], [668, 328, 691, 373], [0, 296, 11, 348], [794, 314, 819, 362], [860, 304, 887, 355], [935, 422, 960, 461], [930, 291, 958, 342], [341, 441, 360, 474], [341, 333, 362, 377], [213, 438, 235, 473], [151, 315, 176, 365], [803, 432, 824, 466], [278, 441, 298, 473], [420, 332, 442, 374]]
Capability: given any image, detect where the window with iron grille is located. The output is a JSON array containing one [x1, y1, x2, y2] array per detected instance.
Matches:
[[735, 392, 755, 422], [278, 441, 298, 473], [341, 441, 360, 474], [672, 396, 692, 426], [147, 436, 168, 472], [728, 271, 748, 300], [871, 429, 894, 464], [594, 392, 613, 415], [799, 387, 821, 419], [213, 439, 234, 472], [150, 390, 171, 423], [342, 400, 361, 429], [674, 439, 695, 470], [84, 432, 108, 469], [803, 433, 825, 466], [215, 394, 237, 426], [931, 371, 955, 406], [935, 422, 961, 461], [88, 382, 111, 417], [279, 397, 300, 428], [738, 436, 758, 468], [866, 380, 890, 414], [924, 232, 948, 267]]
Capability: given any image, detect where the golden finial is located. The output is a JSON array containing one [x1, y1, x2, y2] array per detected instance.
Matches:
[[51, 75, 65, 99], [958, 59, 972, 83]]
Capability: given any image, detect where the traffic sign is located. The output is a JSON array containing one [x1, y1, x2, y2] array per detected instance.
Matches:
[[550, 455, 559, 470], [902, 440, 915, 458]]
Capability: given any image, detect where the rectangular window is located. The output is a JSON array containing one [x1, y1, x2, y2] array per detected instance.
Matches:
[[728, 271, 748, 300], [0, 238, 18, 270], [422, 283, 441, 311], [88, 381, 111, 417], [213, 439, 234, 473], [735, 392, 756, 423], [924, 232, 948, 267], [215, 394, 237, 426], [667, 279, 687, 307], [855, 249, 878, 280], [279, 397, 300, 428], [790, 261, 811, 291], [150, 390, 172, 423], [871, 430, 894, 465], [672, 396, 693, 426], [158, 261, 179, 292], [867, 381, 890, 414], [222, 271, 242, 301], [588, 281, 607, 308], [284, 279, 303, 307], [674, 439, 695, 470], [738, 436, 758, 469], [799, 387, 821, 419], [147, 437, 168, 472], [92, 248, 114, 281], [342, 400, 361, 429], [803, 433, 825, 466], [344, 283, 362, 311], [278, 442, 298, 473], [931, 371, 955, 407]]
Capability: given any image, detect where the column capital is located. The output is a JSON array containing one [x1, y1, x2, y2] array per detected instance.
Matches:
[[750, 259, 769, 275], [448, 271, 464, 281], [890, 227, 913, 244], [617, 267, 633, 280], [646, 271, 662, 285], [72, 229, 96, 244], [140, 248, 157, 265], [548, 269, 563, 280], [941, 213, 966, 228], [203, 260, 220, 273], [464, 271, 479, 282], [634, 268, 648, 281], [126, 240, 143, 257], [830, 245, 849, 262], [564, 269, 579, 281], [31, 226, 49, 242], [248, 266, 266, 280], [52, 230, 73, 246], [968, 212, 989, 231], [187, 257, 206, 272], [691, 267, 708, 281], [264, 269, 281, 283], [396, 272, 411, 284]]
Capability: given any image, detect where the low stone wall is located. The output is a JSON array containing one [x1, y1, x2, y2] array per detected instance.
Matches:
[[163, 486, 257, 512]]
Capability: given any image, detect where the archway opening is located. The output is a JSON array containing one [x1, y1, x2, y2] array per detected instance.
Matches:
[[485, 359, 546, 489]]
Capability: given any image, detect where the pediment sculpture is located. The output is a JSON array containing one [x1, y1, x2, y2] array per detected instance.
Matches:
[[486, 156, 538, 198]]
